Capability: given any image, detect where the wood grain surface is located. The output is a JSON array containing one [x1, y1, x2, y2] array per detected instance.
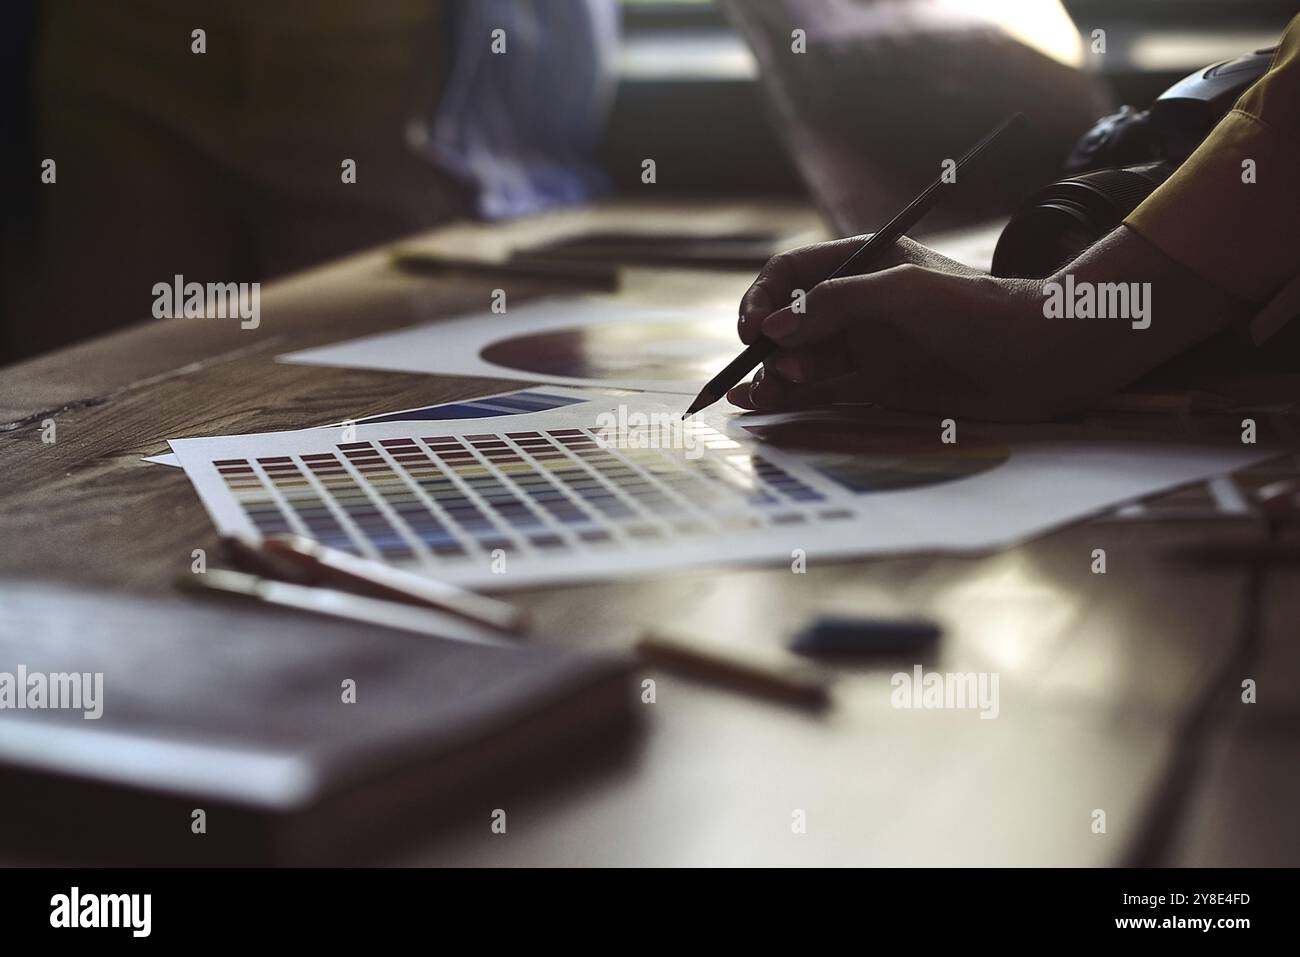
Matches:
[[0, 199, 1293, 865]]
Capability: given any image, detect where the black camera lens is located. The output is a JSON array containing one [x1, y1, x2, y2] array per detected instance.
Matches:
[[991, 162, 1175, 279]]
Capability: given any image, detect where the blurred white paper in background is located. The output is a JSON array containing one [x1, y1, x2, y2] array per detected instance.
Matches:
[[280, 298, 736, 395]]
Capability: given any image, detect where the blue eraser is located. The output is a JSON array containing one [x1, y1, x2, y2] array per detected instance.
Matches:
[[790, 616, 942, 656]]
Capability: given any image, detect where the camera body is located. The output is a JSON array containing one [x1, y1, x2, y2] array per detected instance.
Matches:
[[992, 47, 1276, 278]]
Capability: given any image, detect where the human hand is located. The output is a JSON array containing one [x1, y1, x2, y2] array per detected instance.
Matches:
[[728, 228, 1244, 421]]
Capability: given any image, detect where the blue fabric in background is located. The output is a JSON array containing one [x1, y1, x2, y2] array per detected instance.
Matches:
[[429, 0, 620, 220]]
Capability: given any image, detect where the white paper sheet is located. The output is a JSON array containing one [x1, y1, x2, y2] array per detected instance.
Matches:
[[170, 397, 1270, 589], [278, 298, 738, 395], [145, 386, 612, 468]]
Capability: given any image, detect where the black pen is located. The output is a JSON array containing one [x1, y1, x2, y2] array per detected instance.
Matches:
[[682, 112, 1027, 418]]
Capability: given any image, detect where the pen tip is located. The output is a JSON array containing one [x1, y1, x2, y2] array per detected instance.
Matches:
[[682, 390, 715, 420]]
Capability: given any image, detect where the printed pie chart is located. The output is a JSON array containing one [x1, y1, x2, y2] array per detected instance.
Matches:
[[478, 320, 1010, 494], [478, 318, 737, 384], [741, 419, 1010, 493]]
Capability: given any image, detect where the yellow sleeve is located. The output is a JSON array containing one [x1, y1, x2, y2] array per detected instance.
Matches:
[[1124, 15, 1300, 307]]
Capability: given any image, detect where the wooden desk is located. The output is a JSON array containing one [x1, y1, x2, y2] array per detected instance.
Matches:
[[1, 199, 1295, 866]]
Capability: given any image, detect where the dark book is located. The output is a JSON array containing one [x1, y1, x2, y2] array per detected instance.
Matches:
[[0, 580, 638, 865]]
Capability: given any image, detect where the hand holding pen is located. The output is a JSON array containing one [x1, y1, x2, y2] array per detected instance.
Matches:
[[684, 113, 1027, 419]]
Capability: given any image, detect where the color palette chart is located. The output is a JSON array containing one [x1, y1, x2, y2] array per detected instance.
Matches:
[[143, 387, 591, 468], [190, 408, 864, 586], [173, 399, 1268, 588]]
